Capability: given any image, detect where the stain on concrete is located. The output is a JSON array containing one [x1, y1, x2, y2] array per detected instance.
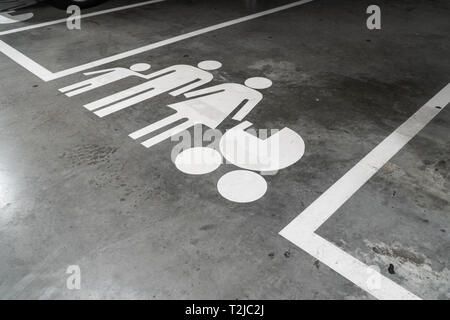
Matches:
[[248, 59, 311, 85], [314, 260, 320, 270], [371, 242, 426, 265], [388, 264, 395, 274], [363, 240, 450, 299], [60, 144, 118, 167], [199, 224, 216, 231]]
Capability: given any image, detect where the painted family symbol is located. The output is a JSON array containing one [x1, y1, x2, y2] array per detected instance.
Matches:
[[60, 60, 305, 202]]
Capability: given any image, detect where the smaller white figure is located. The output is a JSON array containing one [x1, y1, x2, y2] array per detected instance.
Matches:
[[129, 77, 272, 149], [0, 11, 34, 24], [59, 63, 152, 97], [87, 60, 222, 117]]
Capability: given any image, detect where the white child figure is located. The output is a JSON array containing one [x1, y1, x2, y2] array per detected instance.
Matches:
[[59, 63, 153, 97], [85, 60, 223, 117]]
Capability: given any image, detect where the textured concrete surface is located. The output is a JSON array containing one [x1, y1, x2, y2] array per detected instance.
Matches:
[[0, 0, 448, 299]]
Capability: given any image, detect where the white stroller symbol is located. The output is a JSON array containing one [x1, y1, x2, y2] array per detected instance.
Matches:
[[175, 120, 305, 203]]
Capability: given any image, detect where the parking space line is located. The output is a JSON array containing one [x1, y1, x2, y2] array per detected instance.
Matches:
[[0, 0, 166, 36], [0, 39, 54, 80], [0, 0, 315, 81], [286, 232, 421, 300], [280, 84, 450, 235], [280, 83, 450, 299]]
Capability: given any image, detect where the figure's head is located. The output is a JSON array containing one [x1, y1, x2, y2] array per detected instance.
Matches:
[[130, 63, 151, 72], [197, 60, 222, 71], [244, 77, 272, 90]]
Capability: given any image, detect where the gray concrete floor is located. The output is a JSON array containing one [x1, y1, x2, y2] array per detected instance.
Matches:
[[0, 0, 448, 299]]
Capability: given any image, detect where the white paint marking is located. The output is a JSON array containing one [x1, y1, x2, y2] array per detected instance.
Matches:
[[197, 60, 222, 71], [127, 79, 271, 149], [219, 122, 305, 172], [281, 84, 450, 234], [60, 63, 152, 97], [0, 0, 166, 36], [129, 113, 180, 140], [0, 0, 435, 299], [175, 147, 223, 175], [284, 232, 421, 300], [244, 77, 273, 90], [141, 120, 192, 148], [217, 170, 268, 203], [0, 0, 315, 81], [0, 40, 54, 80], [280, 84, 450, 300], [91, 64, 215, 117]]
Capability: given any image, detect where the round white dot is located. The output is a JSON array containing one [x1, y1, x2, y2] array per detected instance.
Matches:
[[175, 147, 222, 175], [244, 77, 272, 90], [197, 60, 222, 71], [130, 63, 151, 72], [217, 170, 267, 203]]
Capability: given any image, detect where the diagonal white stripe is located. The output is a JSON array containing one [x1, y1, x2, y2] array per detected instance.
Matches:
[[280, 84, 450, 234], [0, 0, 166, 36], [0, 0, 315, 81], [279, 231, 421, 300], [280, 84, 450, 300]]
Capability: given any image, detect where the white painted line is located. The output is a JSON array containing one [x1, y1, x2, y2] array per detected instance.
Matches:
[[282, 232, 421, 300], [0, 0, 315, 81], [280, 83, 450, 300], [49, 0, 315, 79], [0, 39, 54, 80], [281, 83, 450, 234], [0, 0, 166, 36]]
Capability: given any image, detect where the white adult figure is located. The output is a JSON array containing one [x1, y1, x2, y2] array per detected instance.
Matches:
[[129, 77, 273, 149], [85, 60, 223, 117], [59, 63, 153, 97]]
